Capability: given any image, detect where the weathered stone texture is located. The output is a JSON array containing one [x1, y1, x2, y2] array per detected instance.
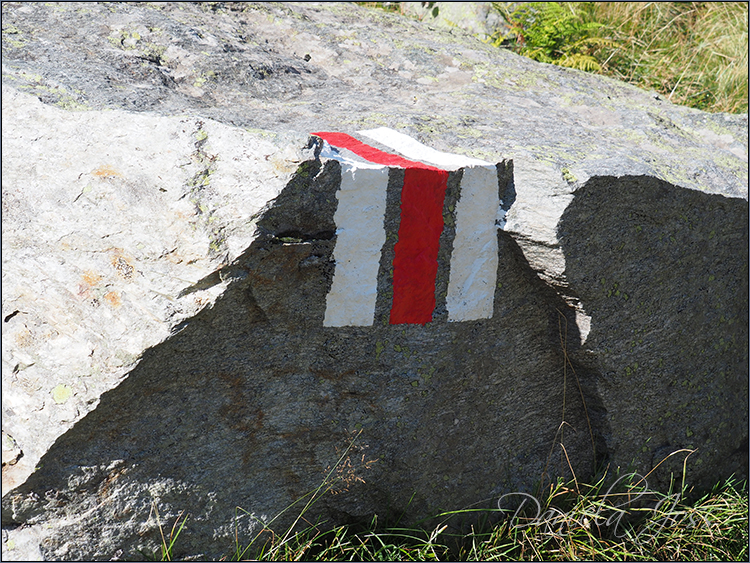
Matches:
[[1, 2, 747, 561]]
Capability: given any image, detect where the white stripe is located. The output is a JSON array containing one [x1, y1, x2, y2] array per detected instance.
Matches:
[[446, 165, 499, 322], [323, 163, 389, 327], [358, 127, 492, 170]]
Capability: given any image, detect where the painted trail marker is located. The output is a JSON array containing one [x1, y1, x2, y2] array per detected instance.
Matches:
[[313, 128, 507, 327]]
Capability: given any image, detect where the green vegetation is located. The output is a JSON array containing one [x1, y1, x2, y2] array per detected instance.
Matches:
[[490, 2, 615, 72], [149, 478, 748, 561], [491, 2, 748, 113], [144, 434, 748, 561]]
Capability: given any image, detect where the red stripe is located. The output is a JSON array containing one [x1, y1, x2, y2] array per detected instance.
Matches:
[[313, 132, 447, 325], [312, 132, 442, 171], [390, 167, 448, 324]]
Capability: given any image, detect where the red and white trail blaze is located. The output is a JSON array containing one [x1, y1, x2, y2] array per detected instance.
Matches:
[[313, 128, 501, 327]]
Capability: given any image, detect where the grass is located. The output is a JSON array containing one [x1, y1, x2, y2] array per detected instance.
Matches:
[[591, 1, 748, 113], [491, 1, 748, 113], [146, 438, 748, 561], [237, 474, 747, 561], [149, 475, 748, 561]]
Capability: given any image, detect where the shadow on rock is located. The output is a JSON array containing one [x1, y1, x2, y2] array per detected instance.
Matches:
[[559, 175, 748, 495]]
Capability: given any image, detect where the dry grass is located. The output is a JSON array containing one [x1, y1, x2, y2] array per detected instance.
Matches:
[[591, 2, 748, 113]]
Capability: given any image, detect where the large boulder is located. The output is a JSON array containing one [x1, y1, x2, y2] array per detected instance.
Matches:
[[2, 2, 747, 560]]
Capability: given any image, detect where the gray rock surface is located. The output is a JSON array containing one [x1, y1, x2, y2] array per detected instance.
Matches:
[[1, 2, 747, 561]]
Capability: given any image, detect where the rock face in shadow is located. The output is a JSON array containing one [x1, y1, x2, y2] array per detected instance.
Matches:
[[1, 1, 747, 561], [558, 176, 748, 492]]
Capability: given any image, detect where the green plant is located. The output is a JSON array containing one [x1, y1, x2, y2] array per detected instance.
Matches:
[[490, 2, 616, 72], [461, 473, 748, 561], [225, 467, 747, 561], [490, 1, 748, 113]]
